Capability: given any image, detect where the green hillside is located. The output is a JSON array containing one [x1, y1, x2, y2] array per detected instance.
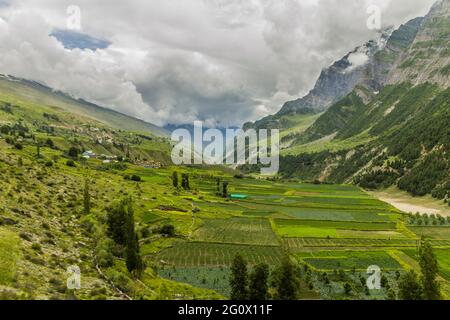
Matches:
[[247, 1, 450, 202], [0, 75, 168, 137]]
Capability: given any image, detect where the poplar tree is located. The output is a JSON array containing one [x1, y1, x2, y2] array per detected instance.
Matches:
[[275, 257, 299, 300], [419, 240, 441, 300], [398, 270, 423, 300], [222, 181, 229, 198], [230, 254, 248, 300], [249, 263, 269, 300], [125, 199, 143, 278], [172, 171, 179, 188]]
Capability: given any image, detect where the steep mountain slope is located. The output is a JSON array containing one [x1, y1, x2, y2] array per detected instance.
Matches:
[[0, 75, 168, 137], [388, 0, 450, 87], [246, 0, 449, 200], [244, 19, 423, 132]]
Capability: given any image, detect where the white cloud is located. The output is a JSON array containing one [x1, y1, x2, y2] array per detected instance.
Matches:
[[0, 0, 437, 127]]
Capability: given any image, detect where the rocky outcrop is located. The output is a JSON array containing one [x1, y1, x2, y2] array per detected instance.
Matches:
[[246, 16, 423, 131], [388, 0, 450, 87]]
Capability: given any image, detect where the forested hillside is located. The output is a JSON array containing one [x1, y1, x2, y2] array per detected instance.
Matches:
[[245, 0, 450, 201]]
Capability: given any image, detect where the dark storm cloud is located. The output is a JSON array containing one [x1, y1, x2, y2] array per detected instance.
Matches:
[[0, 0, 436, 127]]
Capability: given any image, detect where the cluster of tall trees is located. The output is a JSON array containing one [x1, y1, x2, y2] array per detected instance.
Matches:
[[216, 178, 229, 198], [171, 171, 190, 191], [106, 197, 144, 278], [398, 240, 441, 300], [229, 254, 300, 300]]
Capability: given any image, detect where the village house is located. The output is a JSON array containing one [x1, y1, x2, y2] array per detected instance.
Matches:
[[82, 150, 96, 159]]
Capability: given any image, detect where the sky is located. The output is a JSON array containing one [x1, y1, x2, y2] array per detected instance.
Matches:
[[0, 0, 436, 128]]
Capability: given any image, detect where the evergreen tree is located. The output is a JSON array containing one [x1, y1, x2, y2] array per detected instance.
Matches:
[[172, 171, 179, 188], [83, 178, 90, 215], [68, 146, 79, 159], [222, 181, 229, 198], [36, 143, 40, 158], [419, 240, 441, 300], [275, 257, 299, 300], [398, 270, 423, 300], [106, 199, 129, 245], [125, 200, 143, 277], [181, 173, 190, 190], [230, 254, 248, 300], [216, 178, 221, 195], [249, 263, 269, 300]]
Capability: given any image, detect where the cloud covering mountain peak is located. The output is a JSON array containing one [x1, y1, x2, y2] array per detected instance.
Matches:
[[0, 0, 436, 127]]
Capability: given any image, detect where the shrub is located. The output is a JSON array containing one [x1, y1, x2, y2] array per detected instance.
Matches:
[[130, 175, 141, 182], [160, 224, 175, 237], [31, 243, 42, 252], [66, 160, 76, 167], [68, 146, 79, 159]]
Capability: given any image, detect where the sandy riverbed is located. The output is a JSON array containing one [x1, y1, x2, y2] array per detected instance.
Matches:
[[369, 188, 450, 217]]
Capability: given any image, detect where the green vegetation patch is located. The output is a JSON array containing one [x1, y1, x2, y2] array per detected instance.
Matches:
[[158, 266, 231, 296], [402, 248, 450, 282], [408, 227, 450, 240], [0, 228, 21, 285], [274, 218, 403, 239], [193, 217, 279, 246], [284, 237, 419, 251], [297, 250, 403, 271], [154, 242, 283, 267]]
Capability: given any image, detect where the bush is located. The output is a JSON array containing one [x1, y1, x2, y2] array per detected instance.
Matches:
[[66, 160, 76, 167], [68, 146, 79, 159], [130, 175, 141, 182], [160, 224, 175, 237], [14, 142, 23, 150], [31, 243, 42, 252]]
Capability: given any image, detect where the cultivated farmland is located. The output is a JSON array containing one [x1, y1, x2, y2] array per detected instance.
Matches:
[[142, 175, 450, 299], [193, 217, 279, 246], [154, 241, 283, 267]]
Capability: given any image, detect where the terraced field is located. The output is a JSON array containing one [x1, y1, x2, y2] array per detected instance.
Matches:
[[283, 238, 421, 250], [273, 219, 399, 238], [193, 217, 279, 246], [402, 249, 450, 282], [296, 250, 403, 271], [154, 242, 283, 267], [148, 177, 450, 298], [407, 227, 450, 240]]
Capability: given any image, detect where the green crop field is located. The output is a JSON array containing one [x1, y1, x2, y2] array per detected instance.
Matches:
[[296, 250, 403, 271], [154, 241, 283, 267], [402, 249, 450, 282], [408, 227, 450, 240], [274, 219, 397, 238], [193, 217, 279, 246], [157, 266, 231, 296], [283, 237, 421, 251]]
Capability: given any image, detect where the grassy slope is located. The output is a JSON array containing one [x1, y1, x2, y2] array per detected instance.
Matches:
[[0, 76, 167, 137], [0, 228, 20, 286]]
